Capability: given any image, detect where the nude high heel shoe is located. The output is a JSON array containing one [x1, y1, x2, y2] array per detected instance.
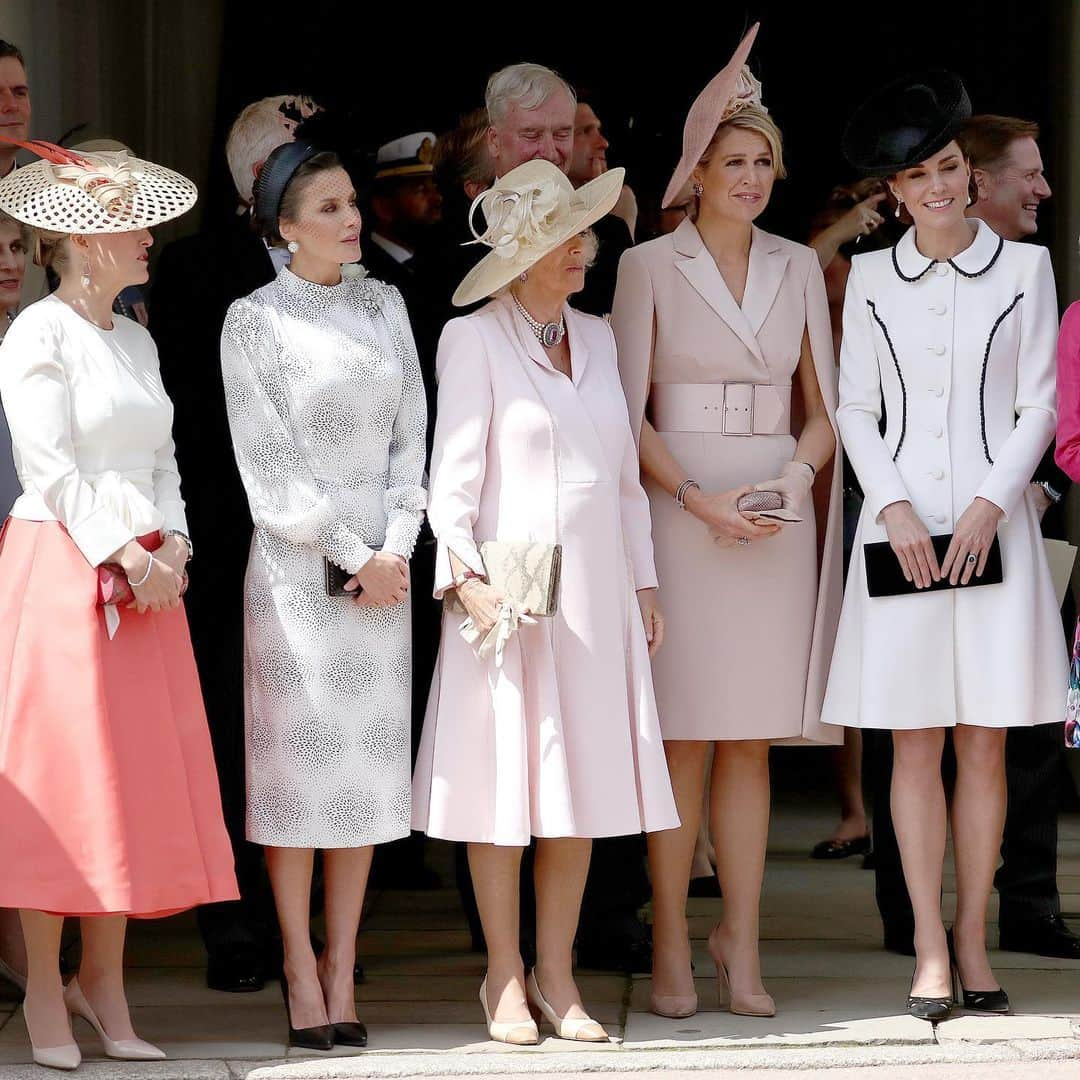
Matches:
[[649, 989, 699, 1019], [525, 971, 608, 1042], [23, 987, 80, 1070], [707, 933, 775, 1018], [479, 976, 538, 1045], [64, 978, 166, 1060]]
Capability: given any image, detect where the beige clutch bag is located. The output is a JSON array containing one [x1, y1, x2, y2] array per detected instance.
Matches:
[[475, 541, 563, 617]]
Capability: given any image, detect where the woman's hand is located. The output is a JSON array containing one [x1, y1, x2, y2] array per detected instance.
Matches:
[[347, 552, 408, 607], [939, 497, 1003, 585], [837, 192, 887, 243], [880, 501, 939, 589], [684, 485, 782, 548], [637, 587, 664, 657], [754, 460, 815, 513], [456, 578, 505, 636], [114, 542, 183, 614], [154, 534, 190, 577]]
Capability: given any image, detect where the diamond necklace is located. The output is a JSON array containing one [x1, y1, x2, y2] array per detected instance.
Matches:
[[512, 293, 566, 348]]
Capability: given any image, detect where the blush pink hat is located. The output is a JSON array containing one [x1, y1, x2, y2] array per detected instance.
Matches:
[[662, 22, 765, 208]]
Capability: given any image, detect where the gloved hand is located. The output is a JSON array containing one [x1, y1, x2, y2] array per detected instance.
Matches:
[[753, 460, 815, 513]]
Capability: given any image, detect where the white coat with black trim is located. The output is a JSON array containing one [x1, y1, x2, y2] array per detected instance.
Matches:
[[822, 219, 1067, 730]]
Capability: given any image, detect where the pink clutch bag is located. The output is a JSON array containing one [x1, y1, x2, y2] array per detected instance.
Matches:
[[737, 490, 802, 523], [97, 564, 135, 607]]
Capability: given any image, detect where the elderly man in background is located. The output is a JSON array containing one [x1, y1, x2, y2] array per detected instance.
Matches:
[[149, 93, 320, 995]]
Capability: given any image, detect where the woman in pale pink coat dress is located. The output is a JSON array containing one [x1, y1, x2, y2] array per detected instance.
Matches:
[[412, 161, 678, 1045], [611, 25, 842, 1020]]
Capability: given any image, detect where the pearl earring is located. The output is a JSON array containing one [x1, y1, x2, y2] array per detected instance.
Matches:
[[894, 196, 903, 219], [692, 182, 704, 197], [519, 272, 528, 283], [80, 258, 91, 288], [287, 241, 299, 254]]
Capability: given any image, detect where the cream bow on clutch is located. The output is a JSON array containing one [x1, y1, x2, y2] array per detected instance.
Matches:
[[459, 600, 537, 668]]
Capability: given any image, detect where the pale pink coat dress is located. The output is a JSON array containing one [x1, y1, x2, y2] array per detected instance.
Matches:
[[411, 295, 679, 845]]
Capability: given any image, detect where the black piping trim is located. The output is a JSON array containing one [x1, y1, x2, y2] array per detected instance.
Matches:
[[980, 293, 1023, 465], [867, 300, 906, 461], [892, 244, 932, 283], [891, 233, 1006, 283]]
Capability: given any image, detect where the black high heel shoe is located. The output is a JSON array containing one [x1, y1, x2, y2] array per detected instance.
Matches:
[[945, 929, 1011, 1014], [280, 976, 335, 1050], [331, 1019, 368, 1047], [906, 966, 954, 1023]]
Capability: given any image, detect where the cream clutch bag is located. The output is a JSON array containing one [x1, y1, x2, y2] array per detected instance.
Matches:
[[479, 541, 562, 616], [456, 541, 562, 617]]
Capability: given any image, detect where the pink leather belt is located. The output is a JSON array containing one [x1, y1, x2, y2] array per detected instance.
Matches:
[[650, 382, 792, 437]]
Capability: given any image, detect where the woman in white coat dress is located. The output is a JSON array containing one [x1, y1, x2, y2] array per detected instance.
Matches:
[[823, 73, 1066, 1022], [412, 160, 678, 1046]]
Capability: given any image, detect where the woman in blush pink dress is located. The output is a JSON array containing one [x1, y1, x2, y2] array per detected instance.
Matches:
[[412, 159, 678, 1046], [611, 24, 842, 1020], [0, 141, 237, 1070]]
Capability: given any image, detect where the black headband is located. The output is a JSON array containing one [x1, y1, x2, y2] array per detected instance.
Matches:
[[252, 139, 320, 230]]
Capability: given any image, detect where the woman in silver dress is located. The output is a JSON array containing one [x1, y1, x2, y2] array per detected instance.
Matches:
[[221, 142, 426, 1050]]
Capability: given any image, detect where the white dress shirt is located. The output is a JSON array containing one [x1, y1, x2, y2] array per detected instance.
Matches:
[[0, 295, 188, 566]]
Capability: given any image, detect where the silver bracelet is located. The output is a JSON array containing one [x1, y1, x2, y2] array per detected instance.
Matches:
[[164, 529, 194, 561], [674, 478, 700, 510], [126, 550, 154, 588]]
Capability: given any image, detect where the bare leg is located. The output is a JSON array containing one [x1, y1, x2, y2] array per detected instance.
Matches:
[[833, 730, 869, 842], [265, 846, 327, 1029], [648, 740, 709, 1001], [950, 725, 1007, 990], [709, 739, 771, 997], [690, 746, 716, 878], [18, 911, 71, 1051], [317, 847, 372, 1023], [891, 728, 949, 998], [467, 843, 530, 1027], [532, 837, 594, 1021], [78, 915, 137, 1041], [0, 909, 27, 987]]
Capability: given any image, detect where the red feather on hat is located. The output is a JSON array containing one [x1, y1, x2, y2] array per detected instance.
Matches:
[[0, 134, 96, 169]]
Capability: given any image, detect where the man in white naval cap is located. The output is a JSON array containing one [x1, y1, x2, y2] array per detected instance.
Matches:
[[364, 131, 443, 295]]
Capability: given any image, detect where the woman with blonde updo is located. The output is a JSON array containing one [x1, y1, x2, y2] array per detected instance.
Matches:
[[612, 23, 842, 1020]]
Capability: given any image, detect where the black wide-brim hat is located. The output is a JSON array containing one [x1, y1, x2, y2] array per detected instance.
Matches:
[[842, 70, 971, 176]]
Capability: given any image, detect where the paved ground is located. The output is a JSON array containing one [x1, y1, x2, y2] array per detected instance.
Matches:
[[1, 785, 1079, 1077]]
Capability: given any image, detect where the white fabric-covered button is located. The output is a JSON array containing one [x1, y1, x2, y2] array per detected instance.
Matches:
[[930, 303, 947, 315], [930, 469, 945, 481], [935, 263, 950, 277], [930, 387, 945, 397]]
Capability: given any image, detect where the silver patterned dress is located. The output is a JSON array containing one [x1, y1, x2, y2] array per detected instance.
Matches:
[[221, 264, 426, 848]]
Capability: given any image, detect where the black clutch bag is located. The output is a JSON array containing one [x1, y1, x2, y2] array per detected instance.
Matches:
[[325, 546, 382, 598], [864, 533, 1003, 598]]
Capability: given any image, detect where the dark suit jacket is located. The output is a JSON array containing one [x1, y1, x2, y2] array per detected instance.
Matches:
[[149, 214, 276, 580]]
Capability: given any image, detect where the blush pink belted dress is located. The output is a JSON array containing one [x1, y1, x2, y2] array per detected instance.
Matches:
[[0, 295, 238, 917], [411, 296, 679, 846]]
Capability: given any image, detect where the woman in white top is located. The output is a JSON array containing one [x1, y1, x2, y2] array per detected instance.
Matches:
[[0, 142, 237, 1070]]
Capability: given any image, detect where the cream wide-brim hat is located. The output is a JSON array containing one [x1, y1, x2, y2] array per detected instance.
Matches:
[[452, 160, 625, 308], [0, 149, 196, 234]]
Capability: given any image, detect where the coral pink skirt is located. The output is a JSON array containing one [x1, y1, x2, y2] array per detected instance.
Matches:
[[0, 519, 238, 917]]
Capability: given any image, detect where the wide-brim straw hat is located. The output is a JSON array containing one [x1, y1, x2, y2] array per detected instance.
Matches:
[[662, 22, 762, 208], [0, 138, 196, 233], [453, 159, 624, 308], [841, 70, 971, 177]]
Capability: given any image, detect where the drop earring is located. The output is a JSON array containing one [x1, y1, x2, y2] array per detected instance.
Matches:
[[519, 272, 528, 283], [287, 241, 299, 254], [894, 195, 903, 219], [692, 182, 704, 197], [80, 258, 91, 288]]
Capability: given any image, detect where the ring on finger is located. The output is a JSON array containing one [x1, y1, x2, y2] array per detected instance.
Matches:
[[737, 537, 751, 546], [966, 552, 978, 565]]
